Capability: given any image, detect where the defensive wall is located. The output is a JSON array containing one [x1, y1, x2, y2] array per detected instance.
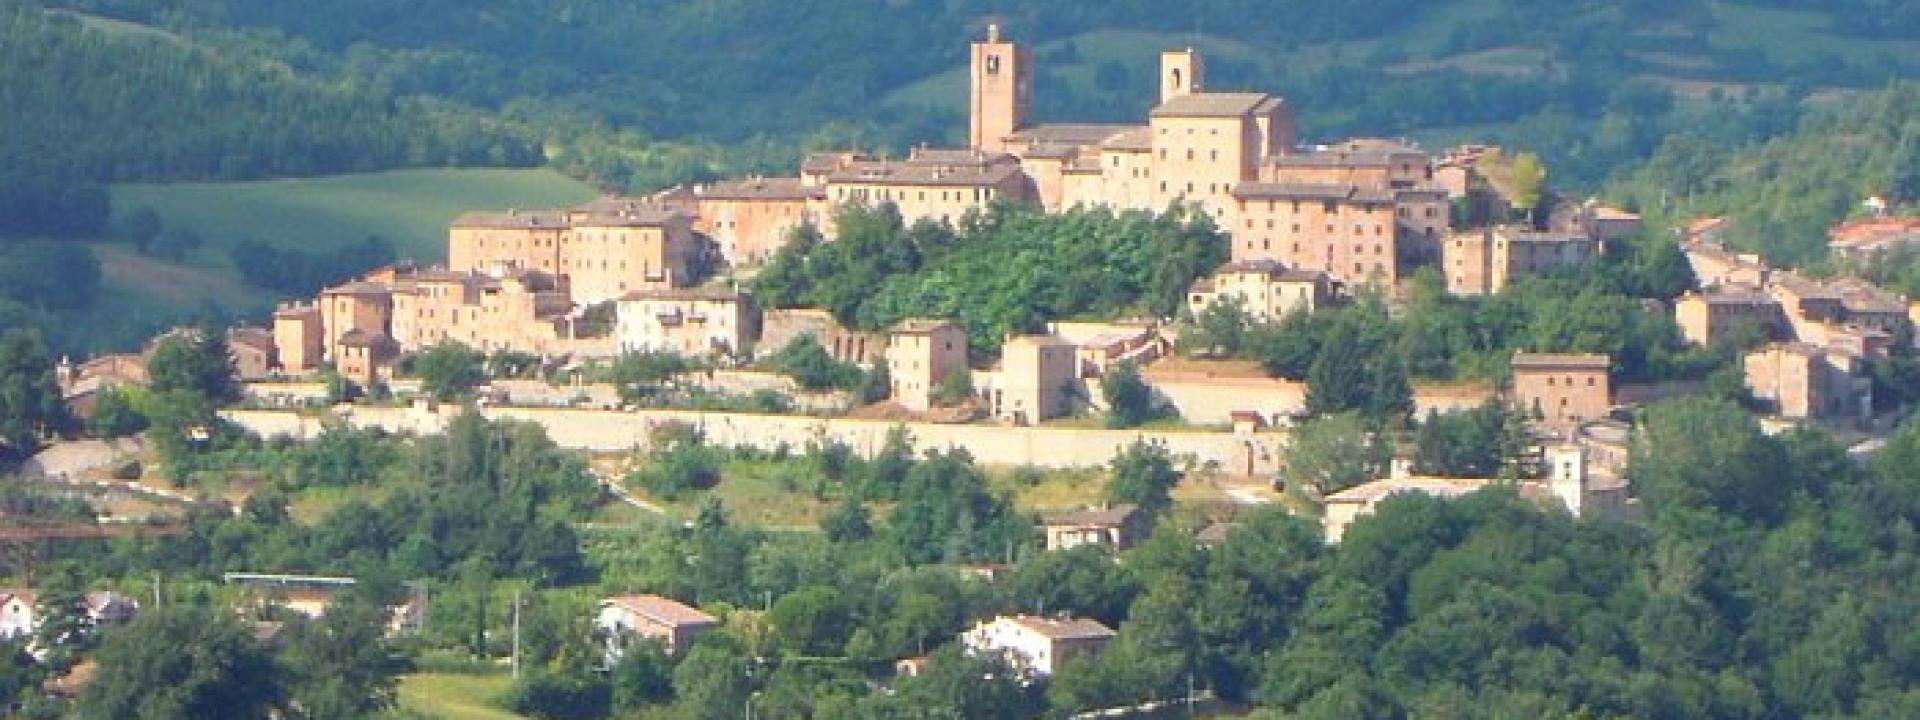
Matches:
[[224, 404, 1288, 475]]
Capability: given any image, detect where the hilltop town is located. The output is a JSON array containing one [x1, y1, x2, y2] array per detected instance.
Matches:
[[8, 18, 1920, 720]]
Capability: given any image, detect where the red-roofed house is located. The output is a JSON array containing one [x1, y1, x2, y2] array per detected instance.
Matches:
[[596, 594, 718, 658]]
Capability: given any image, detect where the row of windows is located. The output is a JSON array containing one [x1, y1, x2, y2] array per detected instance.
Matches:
[[1245, 239, 1387, 255], [1159, 148, 1224, 161], [1542, 376, 1601, 388], [1244, 219, 1388, 236], [835, 187, 993, 203]]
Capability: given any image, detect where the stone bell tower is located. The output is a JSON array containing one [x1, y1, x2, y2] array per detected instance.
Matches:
[[1160, 47, 1205, 103], [969, 23, 1032, 153]]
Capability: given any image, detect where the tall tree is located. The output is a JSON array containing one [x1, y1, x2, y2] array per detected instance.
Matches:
[[414, 341, 486, 400], [1106, 439, 1179, 516], [0, 329, 65, 464], [280, 591, 405, 719], [76, 605, 284, 720], [1102, 360, 1154, 429]]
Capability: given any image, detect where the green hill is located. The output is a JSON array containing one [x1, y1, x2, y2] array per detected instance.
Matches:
[[112, 168, 596, 265]]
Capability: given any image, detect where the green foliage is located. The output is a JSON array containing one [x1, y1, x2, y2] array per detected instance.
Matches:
[[1101, 359, 1154, 429], [1283, 412, 1389, 495], [756, 203, 1225, 353], [769, 585, 857, 656], [819, 496, 873, 542], [609, 639, 675, 711], [0, 329, 67, 464], [769, 334, 861, 391], [0, 241, 102, 312], [1105, 439, 1178, 516], [670, 640, 751, 720], [1008, 545, 1139, 625], [76, 604, 285, 720], [1615, 83, 1920, 266], [280, 591, 405, 719], [1412, 403, 1524, 478], [933, 366, 973, 407], [413, 342, 485, 400], [145, 325, 240, 404], [605, 350, 692, 402], [1186, 295, 1251, 358], [227, 235, 395, 296], [86, 388, 147, 438], [0, 3, 536, 185], [856, 645, 1042, 718], [504, 666, 611, 720], [886, 449, 1029, 565], [628, 436, 722, 501], [1304, 297, 1411, 421]]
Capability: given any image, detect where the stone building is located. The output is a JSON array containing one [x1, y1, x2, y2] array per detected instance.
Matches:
[[821, 148, 1034, 229], [1186, 260, 1332, 321], [975, 333, 1077, 424], [758, 309, 883, 365], [1043, 504, 1150, 551], [1744, 343, 1871, 422], [961, 615, 1115, 678], [447, 200, 697, 307], [272, 303, 324, 373], [886, 319, 968, 412], [968, 23, 1032, 154], [227, 328, 276, 381], [318, 281, 393, 367], [1444, 226, 1605, 296], [1510, 352, 1611, 426], [689, 177, 823, 267], [595, 595, 717, 659], [1673, 288, 1791, 347], [614, 288, 759, 359]]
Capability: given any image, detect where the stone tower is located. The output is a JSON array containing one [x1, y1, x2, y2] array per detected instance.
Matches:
[[1160, 48, 1205, 104], [969, 23, 1031, 153]]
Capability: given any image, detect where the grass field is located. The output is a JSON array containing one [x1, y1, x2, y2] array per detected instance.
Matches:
[[112, 168, 596, 265], [396, 672, 525, 720]]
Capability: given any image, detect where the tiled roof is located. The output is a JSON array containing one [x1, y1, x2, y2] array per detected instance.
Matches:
[[605, 595, 716, 627], [827, 158, 1024, 188], [1008, 123, 1140, 146], [1324, 476, 1493, 504], [1100, 126, 1154, 151], [1510, 352, 1610, 370], [695, 177, 821, 201], [1006, 615, 1117, 641], [1047, 504, 1140, 527], [892, 318, 960, 334], [620, 287, 750, 303], [1150, 92, 1274, 118], [451, 210, 568, 229], [1232, 182, 1393, 204]]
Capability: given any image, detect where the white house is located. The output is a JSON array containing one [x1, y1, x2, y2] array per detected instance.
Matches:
[[0, 591, 36, 640], [961, 615, 1116, 678]]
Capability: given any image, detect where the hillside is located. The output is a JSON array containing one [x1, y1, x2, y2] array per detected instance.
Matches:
[[1612, 82, 1920, 266]]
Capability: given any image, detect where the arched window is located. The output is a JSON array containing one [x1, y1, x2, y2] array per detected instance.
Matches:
[[1171, 68, 1183, 89]]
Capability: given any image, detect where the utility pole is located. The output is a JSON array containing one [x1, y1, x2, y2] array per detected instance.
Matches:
[[511, 591, 523, 679], [151, 573, 161, 608]]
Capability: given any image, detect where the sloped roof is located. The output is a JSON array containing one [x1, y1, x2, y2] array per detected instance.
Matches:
[[1150, 92, 1274, 118], [604, 595, 716, 627]]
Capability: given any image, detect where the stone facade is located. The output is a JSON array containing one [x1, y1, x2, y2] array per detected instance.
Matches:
[[886, 319, 969, 412], [1187, 260, 1333, 322], [1510, 352, 1611, 426], [1744, 343, 1871, 422], [759, 309, 883, 365], [448, 200, 697, 306], [1444, 226, 1604, 296], [272, 303, 324, 373], [975, 334, 1077, 424], [614, 287, 759, 359]]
